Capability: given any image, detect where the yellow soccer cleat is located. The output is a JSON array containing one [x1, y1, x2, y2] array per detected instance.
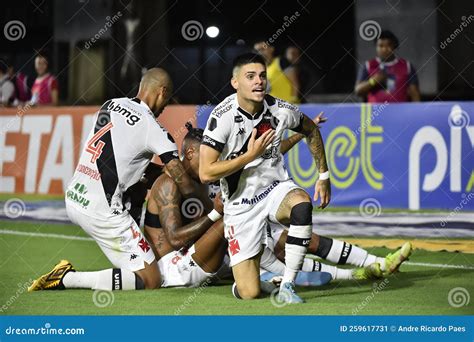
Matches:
[[352, 263, 383, 280], [383, 242, 412, 276], [28, 260, 75, 292]]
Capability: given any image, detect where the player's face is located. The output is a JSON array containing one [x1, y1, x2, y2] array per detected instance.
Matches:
[[376, 39, 395, 61], [183, 144, 200, 181], [233, 63, 267, 103], [153, 86, 172, 116], [35, 56, 48, 76]]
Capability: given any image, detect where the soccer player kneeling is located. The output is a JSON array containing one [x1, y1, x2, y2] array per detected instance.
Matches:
[[199, 53, 331, 303]]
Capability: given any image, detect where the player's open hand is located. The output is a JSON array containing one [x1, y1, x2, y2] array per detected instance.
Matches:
[[213, 191, 224, 215], [246, 128, 275, 161], [314, 112, 327, 127], [314, 179, 331, 209]]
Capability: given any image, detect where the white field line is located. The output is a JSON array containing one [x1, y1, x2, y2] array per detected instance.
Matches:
[[404, 261, 474, 270], [0, 229, 93, 241], [2, 229, 473, 270]]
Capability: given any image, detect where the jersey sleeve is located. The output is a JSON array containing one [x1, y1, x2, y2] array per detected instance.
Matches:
[[146, 123, 179, 164], [276, 98, 304, 132], [201, 110, 231, 153]]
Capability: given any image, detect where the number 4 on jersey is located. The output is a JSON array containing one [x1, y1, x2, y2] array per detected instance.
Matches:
[[86, 122, 113, 163]]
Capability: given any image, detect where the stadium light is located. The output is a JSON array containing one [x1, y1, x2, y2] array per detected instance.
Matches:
[[206, 26, 219, 38]]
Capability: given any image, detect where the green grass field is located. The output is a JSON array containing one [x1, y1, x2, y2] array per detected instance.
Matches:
[[1, 220, 473, 316]]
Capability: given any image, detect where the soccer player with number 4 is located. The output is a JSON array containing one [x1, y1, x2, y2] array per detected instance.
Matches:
[[199, 53, 332, 303], [28, 68, 208, 292]]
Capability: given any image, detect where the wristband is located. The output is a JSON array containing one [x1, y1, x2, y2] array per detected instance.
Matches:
[[319, 171, 330, 180], [368, 78, 376, 87], [207, 209, 223, 222]]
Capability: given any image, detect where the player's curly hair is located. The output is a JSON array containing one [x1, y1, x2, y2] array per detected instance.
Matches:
[[181, 122, 203, 155], [184, 121, 203, 143]]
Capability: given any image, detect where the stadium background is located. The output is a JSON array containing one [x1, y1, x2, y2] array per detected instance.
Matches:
[[0, 0, 473, 316]]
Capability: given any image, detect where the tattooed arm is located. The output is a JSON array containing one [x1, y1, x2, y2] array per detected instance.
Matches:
[[154, 175, 221, 250], [164, 159, 212, 209], [295, 114, 331, 208], [280, 112, 326, 155]]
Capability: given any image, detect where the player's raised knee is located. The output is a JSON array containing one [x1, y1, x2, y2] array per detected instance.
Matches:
[[233, 283, 260, 300]]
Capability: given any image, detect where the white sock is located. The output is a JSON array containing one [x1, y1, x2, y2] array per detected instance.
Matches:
[[63, 269, 140, 290], [282, 224, 312, 285], [324, 239, 385, 269], [301, 258, 353, 280], [260, 247, 285, 275]]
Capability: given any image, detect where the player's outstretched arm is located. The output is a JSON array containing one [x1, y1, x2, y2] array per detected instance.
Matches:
[[199, 128, 275, 183], [154, 177, 223, 250], [280, 112, 326, 155], [297, 114, 331, 209]]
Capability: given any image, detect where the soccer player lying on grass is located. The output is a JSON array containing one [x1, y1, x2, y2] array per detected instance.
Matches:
[[28, 68, 210, 292], [199, 53, 412, 303]]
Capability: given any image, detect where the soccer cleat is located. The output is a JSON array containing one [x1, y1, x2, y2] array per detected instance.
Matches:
[[28, 260, 75, 292], [352, 263, 383, 280], [277, 282, 304, 304], [383, 242, 412, 276]]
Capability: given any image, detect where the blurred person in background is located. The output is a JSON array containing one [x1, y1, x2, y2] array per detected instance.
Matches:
[[7, 59, 31, 105], [354, 30, 420, 103], [0, 60, 15, 106], [285, 46, 321, 103], [30, 52, 58, 106], [254, 41, 300, 104]]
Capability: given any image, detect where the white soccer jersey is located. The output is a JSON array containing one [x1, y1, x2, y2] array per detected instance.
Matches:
[[202, 94, 304, 212], [66, 97, 178, 219]]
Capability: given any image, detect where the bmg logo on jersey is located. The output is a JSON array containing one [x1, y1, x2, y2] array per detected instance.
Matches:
[[106, 101, 141, 126]]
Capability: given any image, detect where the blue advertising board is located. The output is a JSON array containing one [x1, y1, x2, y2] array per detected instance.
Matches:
[[197, 101, 474, 210]]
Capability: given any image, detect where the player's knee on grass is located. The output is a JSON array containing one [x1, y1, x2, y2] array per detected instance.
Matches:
[[233, 282, 261, 300]]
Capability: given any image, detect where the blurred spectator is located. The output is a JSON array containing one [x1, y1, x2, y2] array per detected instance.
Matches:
[[254, 41, 300, 104], [355, 30, 420, 103], [0, 61, 15, 106], [7, 60, 31, 105], [285, 46, 321, 102], [30, 53, 58, 106]]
